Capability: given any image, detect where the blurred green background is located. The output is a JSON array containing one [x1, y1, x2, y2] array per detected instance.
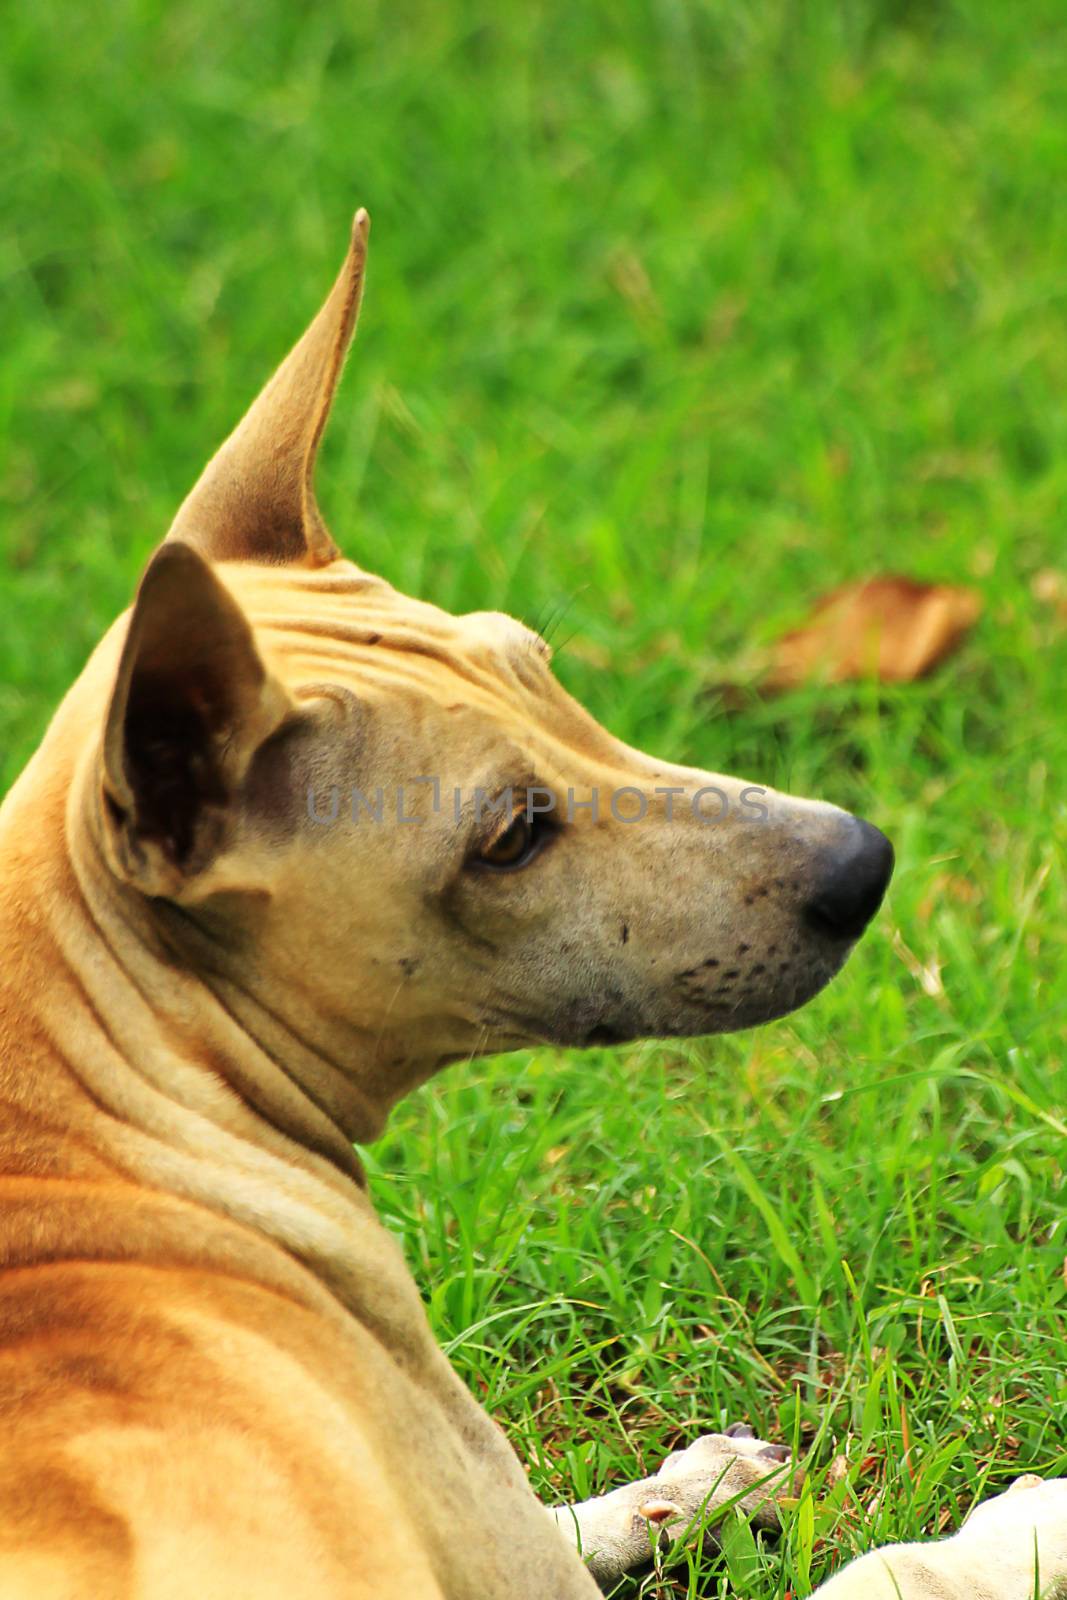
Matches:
[[3, 2, 1066, 1593]]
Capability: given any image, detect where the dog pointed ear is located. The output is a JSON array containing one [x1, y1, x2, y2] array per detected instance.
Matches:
[[101, 541, 292, 895], [167, 208, 370, 568]]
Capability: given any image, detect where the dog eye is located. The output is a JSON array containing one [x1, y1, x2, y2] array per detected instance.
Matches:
[[472, 810, 555, 873]]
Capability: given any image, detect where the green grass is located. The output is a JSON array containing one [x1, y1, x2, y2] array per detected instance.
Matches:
[[3, 1, 1066, 1592]]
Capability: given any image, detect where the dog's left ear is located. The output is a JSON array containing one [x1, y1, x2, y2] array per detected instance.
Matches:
[[101, 541, 293, 897], [167, 208, 370, 568]]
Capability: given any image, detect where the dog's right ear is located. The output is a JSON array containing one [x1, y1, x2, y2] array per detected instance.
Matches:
[[166, 209, 369, 568], [101, 541, 292, 898]]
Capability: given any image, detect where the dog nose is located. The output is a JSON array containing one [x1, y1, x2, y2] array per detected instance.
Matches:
[[803, 817, 894, 941]]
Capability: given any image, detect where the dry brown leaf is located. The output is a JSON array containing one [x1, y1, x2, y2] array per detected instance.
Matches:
[[767, 575, 982, 689]]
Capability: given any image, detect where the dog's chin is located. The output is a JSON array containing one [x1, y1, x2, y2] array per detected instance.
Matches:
[[474, 943, 855, 1056], [576, 952, 853, 1049]]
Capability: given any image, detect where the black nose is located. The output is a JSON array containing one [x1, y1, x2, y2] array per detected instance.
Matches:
[[803, 817, 894, 942]]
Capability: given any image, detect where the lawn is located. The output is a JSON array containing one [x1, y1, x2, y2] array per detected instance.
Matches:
[[3, 1, 1066, 1592]]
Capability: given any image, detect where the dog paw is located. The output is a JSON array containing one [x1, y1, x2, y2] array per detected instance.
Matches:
[[645, 1423, 797, 1537], [553, 1422, 795, 1585], [808, 1476, 1067, 1598]]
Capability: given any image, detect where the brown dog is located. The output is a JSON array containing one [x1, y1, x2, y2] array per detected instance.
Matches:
[[0, 211, 897, 1597]]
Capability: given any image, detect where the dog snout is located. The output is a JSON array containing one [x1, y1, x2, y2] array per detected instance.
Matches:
[[802, 816, 894, 942]]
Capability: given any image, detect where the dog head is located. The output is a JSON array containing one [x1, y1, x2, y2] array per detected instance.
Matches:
[[89, 212, 891, 1116]]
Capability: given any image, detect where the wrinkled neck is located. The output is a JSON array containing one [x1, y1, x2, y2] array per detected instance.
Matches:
[[0, 745, 379, 1227], [0, 749, 460, 1382]]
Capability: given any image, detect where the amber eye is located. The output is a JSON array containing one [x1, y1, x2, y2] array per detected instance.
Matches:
[[473, 807, 556, 872], [479, 814, 534, 868]]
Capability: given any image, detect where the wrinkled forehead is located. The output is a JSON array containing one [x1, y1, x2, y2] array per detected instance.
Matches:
[[216, 558, 554, 717]]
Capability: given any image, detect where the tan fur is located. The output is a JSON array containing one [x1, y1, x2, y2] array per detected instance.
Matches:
[[0, 212, 916, 1597], [812, 1477, 1067, 1599]]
